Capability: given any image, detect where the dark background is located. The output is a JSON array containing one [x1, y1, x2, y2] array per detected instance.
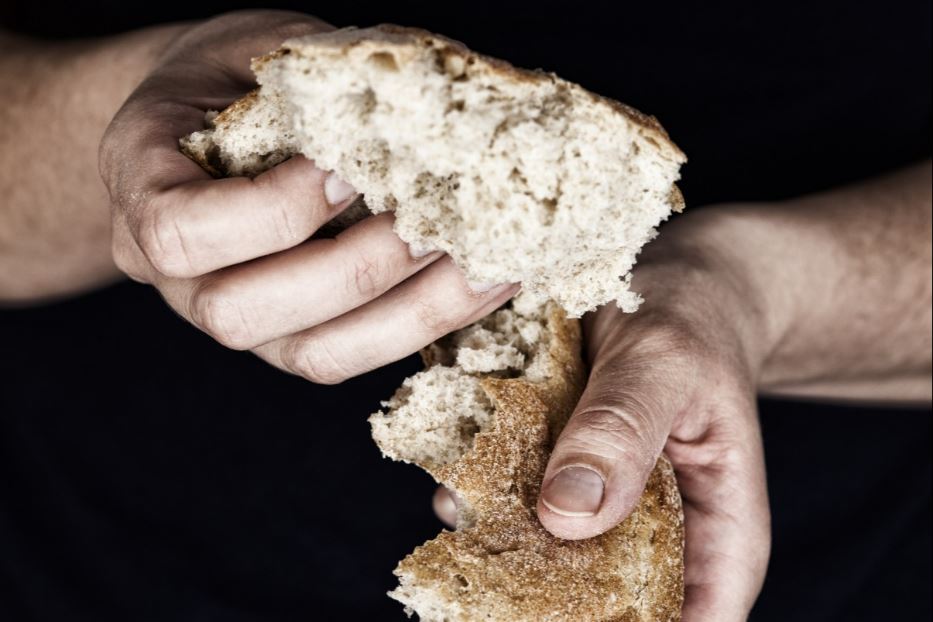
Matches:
[[1, 1, 931, 620]]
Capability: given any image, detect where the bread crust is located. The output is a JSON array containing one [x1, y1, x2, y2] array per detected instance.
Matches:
[[384, 305, 684, 621], [254, 24, 685, 162], [183, 24, 686, 204]]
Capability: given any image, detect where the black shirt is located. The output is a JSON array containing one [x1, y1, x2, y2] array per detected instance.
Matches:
[[1, 2, 930, 620]]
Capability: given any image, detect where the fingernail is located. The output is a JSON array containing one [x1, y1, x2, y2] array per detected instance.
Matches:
[[541, 466, 605, 518], [467, 280, 506, 294], [433, 487, 459, 528], [409, 245, 435, 259], [324, 172, 356, 206]]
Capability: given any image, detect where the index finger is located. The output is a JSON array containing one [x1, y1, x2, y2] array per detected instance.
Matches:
[[133, 153, 355, 278]]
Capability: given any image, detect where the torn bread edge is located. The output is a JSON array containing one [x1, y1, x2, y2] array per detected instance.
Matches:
[[369, 295, 684, 621]]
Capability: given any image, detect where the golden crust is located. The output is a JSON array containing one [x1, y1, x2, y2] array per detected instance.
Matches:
[[391, 305, 684, 621], [178, 89, 265, 178], [669, 184, 686, 213], [211, 88, 262, 128], [179, 128, 222, 178]]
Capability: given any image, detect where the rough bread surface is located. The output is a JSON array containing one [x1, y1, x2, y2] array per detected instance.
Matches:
[[369, 294, 685, 621], [181, 25, 686, 317]]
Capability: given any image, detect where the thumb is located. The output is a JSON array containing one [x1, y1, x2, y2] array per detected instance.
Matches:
[[537, 345, 685, 540]]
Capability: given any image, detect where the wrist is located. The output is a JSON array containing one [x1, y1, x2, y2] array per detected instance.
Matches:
[[629, 205, 793, 384], [0, 24, 197, 302]]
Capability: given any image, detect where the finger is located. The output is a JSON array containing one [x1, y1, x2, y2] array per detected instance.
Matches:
[[670, 411, 771, 621], [537, 323, 690, 540], [129, 156, 358, 278], [254, 257, 519, 384], [432, 487, 459, 529], [152, 213, 441, 350], [101, 85, 243, 207]]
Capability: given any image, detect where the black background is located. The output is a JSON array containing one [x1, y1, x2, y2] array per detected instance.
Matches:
[[1, 1, 931, 620]]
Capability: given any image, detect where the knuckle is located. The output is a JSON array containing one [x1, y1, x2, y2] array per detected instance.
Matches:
[[283, 336, 351, 385], [346, 253, 384, 300], [189, 283, 254, 350], [270, 201, 306, 246], [136, 207, 193, 277], [414, 297, 463, 336]]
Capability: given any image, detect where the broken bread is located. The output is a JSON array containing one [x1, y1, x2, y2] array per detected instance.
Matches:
[[370, 294, 684, 621], [181, 24, 686, 318], [178, 25, 687, 620]]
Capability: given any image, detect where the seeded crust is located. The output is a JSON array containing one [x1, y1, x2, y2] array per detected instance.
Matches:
[[371, 302, 684, 621]]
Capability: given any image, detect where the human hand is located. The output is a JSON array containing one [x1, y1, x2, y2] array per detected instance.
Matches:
[[527, 169, 932, 619], [539, 208, 772, 621], [435, 207, 772, 621], [99, 10, 518, 383]]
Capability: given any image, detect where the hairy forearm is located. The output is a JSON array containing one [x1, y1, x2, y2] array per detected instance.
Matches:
[[0, 25, 188, 304], [691, 162, 932, 403]]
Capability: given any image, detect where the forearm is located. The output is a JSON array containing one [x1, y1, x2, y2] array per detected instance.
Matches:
[[661, 162, 932, 403], [0, 25, 188, 304]]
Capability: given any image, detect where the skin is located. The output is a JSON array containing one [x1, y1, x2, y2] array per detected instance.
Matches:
[[2, 10, 931, 622], [97, 12, 519, 382], [538, 166, 932, 615]]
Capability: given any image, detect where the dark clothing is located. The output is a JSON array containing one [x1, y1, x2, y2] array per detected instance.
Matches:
[[1, 1, 931, 620]]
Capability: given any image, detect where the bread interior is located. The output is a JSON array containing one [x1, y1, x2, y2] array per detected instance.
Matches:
[[370, 295, 551, 525], [185, 28, 686, 317]]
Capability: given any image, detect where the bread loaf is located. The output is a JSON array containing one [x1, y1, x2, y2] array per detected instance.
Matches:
[[179, 25, 686, 620]]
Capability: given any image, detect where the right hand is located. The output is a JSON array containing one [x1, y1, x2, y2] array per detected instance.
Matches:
[[436, 207, 774, 621], [99, 10, 518, 383]]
